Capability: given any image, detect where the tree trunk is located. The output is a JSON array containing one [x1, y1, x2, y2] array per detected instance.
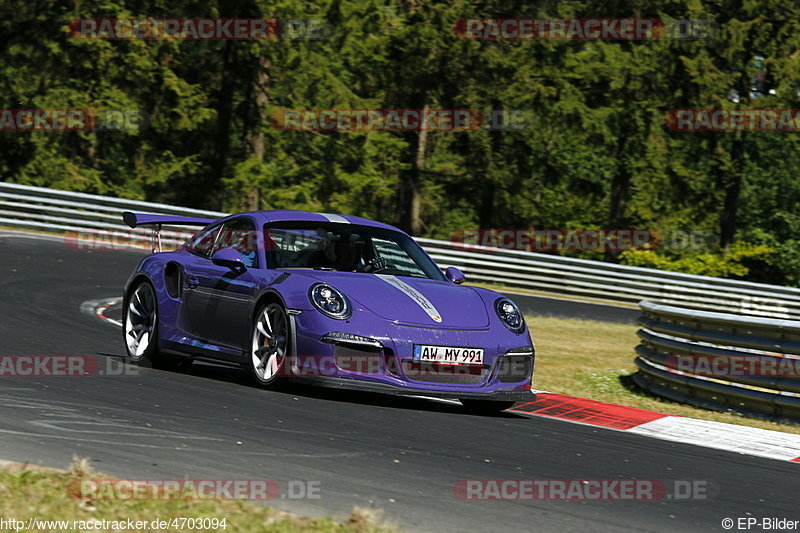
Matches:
[[208, 39, 237, 210], [478, 124, 501, 229], [605, 123, 631, 262], [720, 133, 745, 249], [246, 55, 271, 211], [609, 117, 631, 226], [720, 63, 751, 249], [403, 102, 428, 235]]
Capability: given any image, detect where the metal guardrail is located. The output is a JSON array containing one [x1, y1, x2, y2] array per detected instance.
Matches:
[[634, 300, 800, 421], [2, 181, 800, 319], [0, 182, 227, 249], [419, 239, 800, 319]]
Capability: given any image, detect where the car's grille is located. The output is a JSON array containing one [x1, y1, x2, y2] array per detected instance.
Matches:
[[333, 344, 381, 357], [333, 344, 383, 374], [400, 360, 488, 384], [496, 355, 534, 383]]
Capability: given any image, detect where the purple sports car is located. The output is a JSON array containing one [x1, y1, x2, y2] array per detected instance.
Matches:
[[121, 210, 535, 413]]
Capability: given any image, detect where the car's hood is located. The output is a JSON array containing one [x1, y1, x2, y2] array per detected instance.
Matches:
[[295, 271, 490, 328]]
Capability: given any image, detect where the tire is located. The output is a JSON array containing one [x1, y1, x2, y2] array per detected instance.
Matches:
[[250, 302, 290, 388], [123, 281, 182, 369], [460, 399, 517, 414]]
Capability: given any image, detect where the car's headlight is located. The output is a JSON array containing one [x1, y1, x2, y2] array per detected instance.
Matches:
[[494, 297, 525, 333], [309, 283, 351, 319]]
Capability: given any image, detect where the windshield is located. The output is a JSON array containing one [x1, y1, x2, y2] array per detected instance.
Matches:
[[264, 222, 446, 281]]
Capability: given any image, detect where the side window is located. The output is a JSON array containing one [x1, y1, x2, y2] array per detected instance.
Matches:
[[214, 219, 259, 268], [372, 237, 426, 277], [185, 225, 222, 258]]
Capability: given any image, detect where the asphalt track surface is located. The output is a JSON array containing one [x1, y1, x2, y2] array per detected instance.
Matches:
[[509, 292, 638, 324], [0, 231, 796, 532]]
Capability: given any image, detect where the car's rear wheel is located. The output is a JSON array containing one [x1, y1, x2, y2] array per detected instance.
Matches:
[[124, 281, 182, 369], [460, 399, 516, 414], [250, 302, 289, 387]]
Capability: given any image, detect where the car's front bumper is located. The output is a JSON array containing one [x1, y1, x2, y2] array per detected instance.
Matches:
[[289, 374, 536, 402], [290, 309, 536, 398]]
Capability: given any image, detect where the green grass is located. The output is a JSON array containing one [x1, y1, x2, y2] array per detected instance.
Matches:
[[0, 459, 395, 533], [528, 315, 800, 435]]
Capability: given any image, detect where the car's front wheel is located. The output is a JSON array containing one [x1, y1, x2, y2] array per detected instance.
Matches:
[[250, 302, 289, 388], [460, 399, 517, 415]]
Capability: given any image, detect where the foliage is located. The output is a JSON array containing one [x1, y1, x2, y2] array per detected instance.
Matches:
[[619, 243, 774, 278], [2, 0, 800, 284]]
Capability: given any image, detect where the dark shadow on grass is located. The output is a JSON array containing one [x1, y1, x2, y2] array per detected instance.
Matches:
[[617, 371, 688, 409]]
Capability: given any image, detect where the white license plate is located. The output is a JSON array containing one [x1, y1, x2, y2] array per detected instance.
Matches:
[[413, 345, 484, 365]]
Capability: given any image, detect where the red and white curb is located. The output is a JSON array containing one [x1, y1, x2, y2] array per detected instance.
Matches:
[[512, 392, 800, 464], [80, 298, 123, 327]]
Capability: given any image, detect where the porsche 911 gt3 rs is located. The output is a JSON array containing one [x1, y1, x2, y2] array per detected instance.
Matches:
[[121, 210, 535, 413]]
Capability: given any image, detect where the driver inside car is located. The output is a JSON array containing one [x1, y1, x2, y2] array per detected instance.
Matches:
[[331, 235, 362, 271], [309, 231, 386, 272]]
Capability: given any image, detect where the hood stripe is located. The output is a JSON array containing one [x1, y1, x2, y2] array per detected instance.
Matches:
[[376, 274, 442, 323]]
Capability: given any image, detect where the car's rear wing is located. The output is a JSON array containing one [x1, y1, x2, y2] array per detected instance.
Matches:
[[122, 211, 218, 253]]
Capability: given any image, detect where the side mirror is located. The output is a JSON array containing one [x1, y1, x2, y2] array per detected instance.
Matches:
[[212, 248, 246, 273], [445, 266, 466, 284]]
